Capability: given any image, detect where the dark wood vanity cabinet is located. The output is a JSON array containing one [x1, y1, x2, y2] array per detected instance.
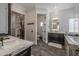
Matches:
[[13, 47, 31, 56], [48, 33, 65, 45]]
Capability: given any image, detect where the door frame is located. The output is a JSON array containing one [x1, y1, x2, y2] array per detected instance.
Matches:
[[11, 11, 25, 39], [36, 13, 47, 43]]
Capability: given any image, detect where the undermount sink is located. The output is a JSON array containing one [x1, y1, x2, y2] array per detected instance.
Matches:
[[68, 36, 79, 44]]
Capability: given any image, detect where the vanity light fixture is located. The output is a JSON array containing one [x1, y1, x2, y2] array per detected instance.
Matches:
[[52, 17, 60, 20]]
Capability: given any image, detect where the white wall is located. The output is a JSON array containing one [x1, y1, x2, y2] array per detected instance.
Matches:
[[36, 8, 47, 14], [0, 3, 8, 34], [26, 8, 37, 44], [49, 7, 76, 33], [59, 7, 75, 32], [11, 4, 26, 15]]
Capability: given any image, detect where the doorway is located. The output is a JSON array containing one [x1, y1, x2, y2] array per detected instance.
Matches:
[[37, 14, 46, 43], [11, 11, 25, 39]]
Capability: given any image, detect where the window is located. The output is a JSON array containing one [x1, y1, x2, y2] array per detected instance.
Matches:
[[69, 18, 79, 32]]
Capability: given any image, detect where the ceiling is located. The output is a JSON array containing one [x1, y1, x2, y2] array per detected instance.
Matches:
[[12, 3, 75, 12]]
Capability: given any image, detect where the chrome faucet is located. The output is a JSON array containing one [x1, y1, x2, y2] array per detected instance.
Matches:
[[0, 37, 4, 46]]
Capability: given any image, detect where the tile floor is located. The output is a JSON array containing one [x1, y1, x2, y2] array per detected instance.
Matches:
[[31, 39, 66, 56]]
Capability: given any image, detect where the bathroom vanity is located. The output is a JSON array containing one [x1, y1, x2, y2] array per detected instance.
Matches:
[[48, 32, 65, 45], [0, 36, 33, 56], [65, 35, 79, 56]]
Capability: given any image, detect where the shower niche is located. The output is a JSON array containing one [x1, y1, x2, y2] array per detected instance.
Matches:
[[11, 11, 25, 39]]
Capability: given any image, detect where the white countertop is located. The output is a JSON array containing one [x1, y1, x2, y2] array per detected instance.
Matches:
[[0, 36, 33, 56], [65, 35, 79, 46], [48, 32, 65, 34]]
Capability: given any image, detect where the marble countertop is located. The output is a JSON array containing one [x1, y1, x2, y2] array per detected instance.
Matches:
[[0, 36, 33, 56], [65, 35, 79, 46], [48, 32, 65, 34]]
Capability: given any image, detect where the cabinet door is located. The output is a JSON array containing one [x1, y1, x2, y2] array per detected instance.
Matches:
[[58, 34, 64, 43]]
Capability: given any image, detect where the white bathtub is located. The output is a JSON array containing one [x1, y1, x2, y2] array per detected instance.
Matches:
[[67, 36, 79, 45]]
